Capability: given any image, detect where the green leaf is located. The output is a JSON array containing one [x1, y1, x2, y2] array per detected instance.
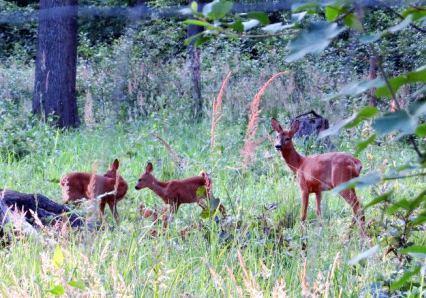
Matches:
[[364, 191, 392, 209], [355, 134, 376, 156], [359, 33, 381, 44], [373, 110, 416, 137], [386, 198, 411, 215], [319, 106, 378, 138], [343, 13, 363, 31], [68, 280, 85, 290], [246, 12, 269, 25], [262, 22, 294, 33], [243, 19, 260, 31], [48, 285, 65, 296], [415, 123, 426, 137], [399, 246, 426, 258], [401, 6, 426, 22], [292, 2, 320, 14], [200, 208, 210, 219], [325, 6, 341, 22], [195, 35, 212, 46], [53, 245, 64, 269], [230, 20, 244, 33], [390, 266, 421, 291], [285, 22, 345, 62], [327, 78, 385, 100], [376, 66, 426, 98], [292, 11, 307, 22], [203, 0, 233, 20], [346, 106, 379, 128], [348, 245, 379, 265], [388, 14, 413, 33], [208, 198, 220, 211], [407, 190, 426, 213], [196, 186, 207, 198], [333, 172, 381, 194], [190, 1, 198, 13], [183, 19, 218, 31], [410, 211, 426, 226]]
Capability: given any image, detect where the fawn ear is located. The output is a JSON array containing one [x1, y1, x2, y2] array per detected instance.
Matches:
[[290, 120, 300, 137], [111, 159, 119, 170], [271, 118, 283, 132], [146, 162, 153, 173]]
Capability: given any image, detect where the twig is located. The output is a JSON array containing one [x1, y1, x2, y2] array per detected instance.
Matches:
[[381, 2, 426, 34], [383, 172, 426, 180], [375, 53, 424, 158]]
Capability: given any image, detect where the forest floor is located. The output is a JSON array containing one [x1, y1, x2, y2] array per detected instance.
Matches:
[[0, 119, 424, 297]]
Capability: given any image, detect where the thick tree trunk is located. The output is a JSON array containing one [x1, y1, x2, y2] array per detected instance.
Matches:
[[187, 0, 205, 121], [368, 55, 378, 107], [33, 0, 79, 128]]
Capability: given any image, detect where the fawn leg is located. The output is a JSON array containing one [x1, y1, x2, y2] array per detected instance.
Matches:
[[315, 192, 322, 218], [108, 201, 120, 224], [99, 200, 106, 219], [301, 191, 309, 221], [340, 189, 366, 237]]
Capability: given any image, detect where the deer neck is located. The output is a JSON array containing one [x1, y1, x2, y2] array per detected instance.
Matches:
[[149, 178, 169, 199], [280, 142, 304, 174]]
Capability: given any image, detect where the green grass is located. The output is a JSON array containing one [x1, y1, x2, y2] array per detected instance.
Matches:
[[0, 118, 424, 297]]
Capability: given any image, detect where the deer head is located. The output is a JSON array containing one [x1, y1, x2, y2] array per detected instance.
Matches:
[[135, 162, 155, 190], [271, 118, 300, 150], [104, 159, 120, 179]]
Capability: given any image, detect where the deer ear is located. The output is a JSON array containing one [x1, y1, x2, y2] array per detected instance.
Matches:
[[146, 162, 153, 173], [111, 159, 119, 170], [290, 120, 300, 136], [271, 118, 283, 132]]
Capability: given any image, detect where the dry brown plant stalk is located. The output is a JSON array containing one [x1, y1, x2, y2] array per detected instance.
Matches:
[[211, 71, 232, 150], [152, 133, 185, 169], [242, 71, 288, 167]]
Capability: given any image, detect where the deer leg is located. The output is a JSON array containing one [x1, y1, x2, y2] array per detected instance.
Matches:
[[315, 192, 322, 218], [99, 200, 106, 218], [301, 191, 309, 222], [108, 201, 119, 224], [340, 189, 366, 237]]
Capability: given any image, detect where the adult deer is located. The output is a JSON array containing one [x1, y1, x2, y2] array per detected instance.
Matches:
[[271, 118, 365, 236]]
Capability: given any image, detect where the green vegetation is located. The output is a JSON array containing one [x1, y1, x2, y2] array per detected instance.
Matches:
[[0, 120, 423, 296], [0, 0, 425, 296]]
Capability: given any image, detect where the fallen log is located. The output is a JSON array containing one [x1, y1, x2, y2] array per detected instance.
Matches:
[[0, 189, 85, 228]]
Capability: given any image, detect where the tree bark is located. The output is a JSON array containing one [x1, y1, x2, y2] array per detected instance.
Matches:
[[368, 55, 378, 107], [187, 0, 205, 121], [33, 0, 79, 128], [0, 189, 84, 228]]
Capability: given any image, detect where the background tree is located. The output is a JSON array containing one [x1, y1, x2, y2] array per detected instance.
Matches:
[[33, 0, 79, 128], [187, 0, 206, 121]]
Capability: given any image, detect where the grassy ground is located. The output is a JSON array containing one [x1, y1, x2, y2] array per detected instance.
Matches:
[[0, 118, 424, 297]]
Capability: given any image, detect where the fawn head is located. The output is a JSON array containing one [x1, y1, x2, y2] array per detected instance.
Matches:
[[104, 159, 120, 179], [271, 118, 300, 150], [135, 162, 155, 190]]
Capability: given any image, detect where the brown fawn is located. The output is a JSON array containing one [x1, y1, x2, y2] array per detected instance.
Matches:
[[60, 159, 128, 223], [271, 118, 366, 236], [135, 162, 225, 215]]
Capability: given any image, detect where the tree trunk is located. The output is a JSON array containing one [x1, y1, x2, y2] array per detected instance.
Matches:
[[0, 189, 85, 228], [368, 55, 378, 107], [33, 0, 79, 128], [187, 0, 205, 121]]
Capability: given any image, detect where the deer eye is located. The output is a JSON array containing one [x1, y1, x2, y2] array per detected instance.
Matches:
[[138, 179, 142, 182]]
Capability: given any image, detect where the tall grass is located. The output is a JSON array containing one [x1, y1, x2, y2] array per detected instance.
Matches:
[[242, 71, 288, 168], [0, 119, 423, 296]]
